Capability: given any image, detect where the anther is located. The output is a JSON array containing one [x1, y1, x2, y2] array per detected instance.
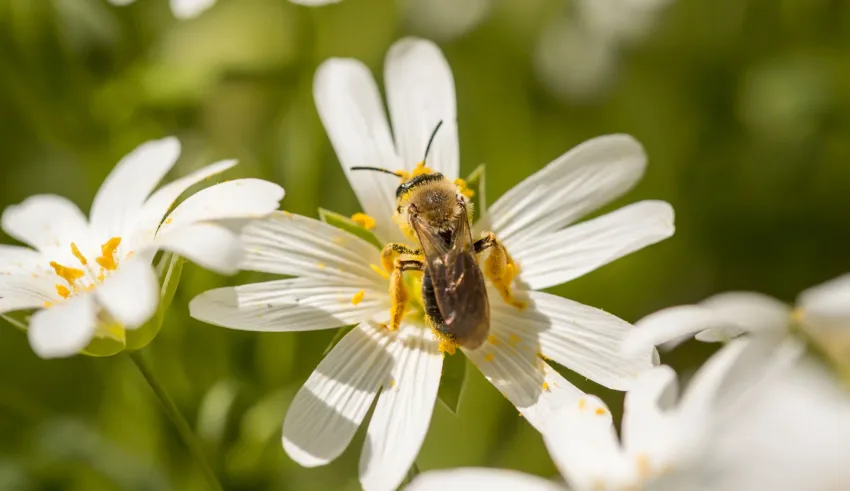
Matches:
[[351, 213, 377, 230], [95, 237, 122, 271]]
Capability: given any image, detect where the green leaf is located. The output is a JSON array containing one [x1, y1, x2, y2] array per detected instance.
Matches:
[[321, 325, 355, 357], [318, 208, 382, 249], [437, 350, 468, 415], [464, 164, 487, 223], [126, 253, 185, 351]]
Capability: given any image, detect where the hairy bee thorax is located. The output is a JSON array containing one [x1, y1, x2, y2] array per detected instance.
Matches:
[[393, 162, 470, 240]]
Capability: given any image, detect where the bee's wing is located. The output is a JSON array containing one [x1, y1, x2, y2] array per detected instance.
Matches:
[[411, 202, 489, 331]]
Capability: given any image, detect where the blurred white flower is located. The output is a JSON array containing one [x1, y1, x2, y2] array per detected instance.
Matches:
[[0, 137, 284, 358], [108, 0, 217, 19], [623, 273, 850, 353], [190, 37, 672, 491], [406, 339, 752, 491], [535, 0, 677, 102], [401, 0, 492, 41], [408, 337, 850, 491]]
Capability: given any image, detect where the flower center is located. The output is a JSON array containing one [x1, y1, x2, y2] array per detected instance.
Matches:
[[48, 237, 123, 300]]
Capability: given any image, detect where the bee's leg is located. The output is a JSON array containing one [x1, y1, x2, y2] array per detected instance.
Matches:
[[474, 232, 526, 309], [387, 258, 424, 331], [381, 243, 422, 274]]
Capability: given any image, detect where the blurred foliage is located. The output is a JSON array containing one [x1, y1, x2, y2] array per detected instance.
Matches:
[[1, 0, 849, 489]]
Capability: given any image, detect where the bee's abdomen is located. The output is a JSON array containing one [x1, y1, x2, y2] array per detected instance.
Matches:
[[421, 270, 446, 329]]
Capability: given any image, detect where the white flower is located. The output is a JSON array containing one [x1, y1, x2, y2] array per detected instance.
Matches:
[[0, 137, 284, 359], [406, 337, 850, 491], [622, 273, 850, 353], [108, 0, 217, 19], [190, 37, 673, 491]]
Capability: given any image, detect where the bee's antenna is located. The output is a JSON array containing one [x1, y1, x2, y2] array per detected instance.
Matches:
[[422, 120, 444, 164], [350, 166, 400, 177]]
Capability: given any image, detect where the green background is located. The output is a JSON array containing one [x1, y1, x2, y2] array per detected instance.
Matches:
[[1, 0, 849, 489]]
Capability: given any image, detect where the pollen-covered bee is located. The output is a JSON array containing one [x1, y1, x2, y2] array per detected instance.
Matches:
[[352, 123, 523, 352]]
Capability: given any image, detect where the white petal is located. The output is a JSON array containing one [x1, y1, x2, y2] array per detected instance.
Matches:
[[384, 38, 459, 178], [493, 291, 655, 391], [465, 322, 583, 431], [170, 0, 216, 18], [89, 137, 180, 241], [620, 365, 678, 450], [625, 305, 730, 355], [283, 323, 393, 467], [0, 273, 59, 307], [407, 468, 564, 491], [313, 58, 403, 243], [677, 338, 750, 416], [154, 223, 243, 274], [28, 294, 96, 358], [239, 212, 385, 286], [543, 395, 629, 491], [513, 200, 674, 290], [125, 160, 236, 252], [1, 195, 89, 253], [482, 134, 646, 247], [360, 323, 443, 491], [700, 291, 791, 334], [95, 258, 159, 329], [156, 178, 283, 235], [797, 273, 850, 320], [0, 245, 49, 275], [190, 278, 385, 332]]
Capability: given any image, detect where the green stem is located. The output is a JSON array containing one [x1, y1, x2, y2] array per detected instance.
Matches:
[[129, 351, 223, 491]]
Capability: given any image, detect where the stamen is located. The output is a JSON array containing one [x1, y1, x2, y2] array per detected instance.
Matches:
[[351, 213, 376, 230], [411, 162, 433, 177], [483, 353, 495, 362], [370, 264, 390, 280], [55, 285, 71, 298], [351, 289, 365, 305], [454, 178, 475, 199], [49, 261, 84, 285], [541, 382, 550, 392], [95, 237, 122, 271], [70, 242, 87, 265], [595, 407, 607, 416], [487, 334, 499, 345], [578, 398, 587, 410]]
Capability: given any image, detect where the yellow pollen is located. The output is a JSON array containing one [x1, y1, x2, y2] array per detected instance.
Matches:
[[595, 407, 607, 416], [316, 263, 326, 269], [578, 398, 587, 410], [454, 178, 475, 199], [70, 242, 87, 265], [370, 264, 390, 280], [439, 339, 457, 355], [411, 162, 433, 177], [55, 285, 71, 298], [351, 213, 377, 230], [487, 334, 499, 345], [483, 353, 495, 362], [49, 261, 84, 285], [351, 289, 365, 305], [636, 454, 651, 479], [165, 217, 173, 225], [389, 378, 396, 388], [542, 382, 550, 392], [95, 237, 122, 271], [43, 301, 52, 308], [509, 334, 521, 346]]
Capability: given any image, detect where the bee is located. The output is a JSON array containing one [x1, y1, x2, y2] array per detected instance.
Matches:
[[352, 123, 523, 352]]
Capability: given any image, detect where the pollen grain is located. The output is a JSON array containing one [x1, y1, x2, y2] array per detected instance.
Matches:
[[351, 289, 366, 305], [351, 213, 377, 230]]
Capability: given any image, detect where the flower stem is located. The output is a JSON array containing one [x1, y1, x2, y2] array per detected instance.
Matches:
[[129, 351, 223, 491]]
